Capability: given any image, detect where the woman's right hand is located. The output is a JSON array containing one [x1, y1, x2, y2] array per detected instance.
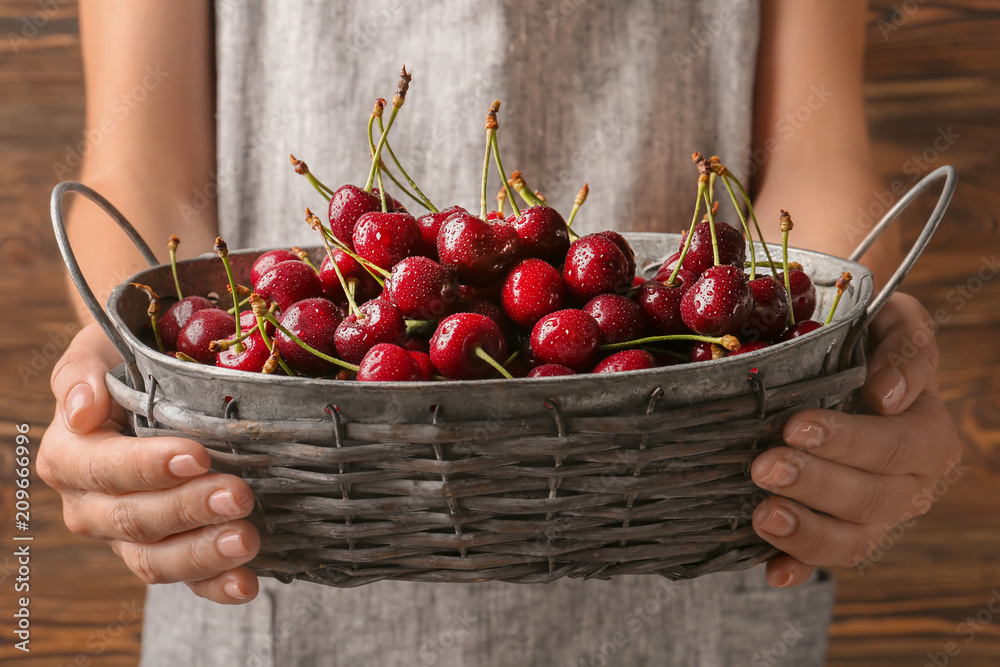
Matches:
[[38, 323, 262, 604]]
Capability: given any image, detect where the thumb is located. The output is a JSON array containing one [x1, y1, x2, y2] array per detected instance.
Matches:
[[50, 322, 123, 434]]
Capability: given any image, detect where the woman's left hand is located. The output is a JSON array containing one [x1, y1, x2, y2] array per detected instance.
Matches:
[[750, 292, 964, 587]]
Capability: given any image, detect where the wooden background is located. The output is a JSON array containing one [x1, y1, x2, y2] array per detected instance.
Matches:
[[0, 1, 997, 665]]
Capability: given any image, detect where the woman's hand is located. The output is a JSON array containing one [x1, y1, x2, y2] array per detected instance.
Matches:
[[38, 323, 262, 604], [750, 293, 963, 587]]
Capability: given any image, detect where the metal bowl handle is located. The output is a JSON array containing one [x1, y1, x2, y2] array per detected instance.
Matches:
[[849, 165, 957, 326], [50, 181, 160, 387], [838, 165, 956, 369]]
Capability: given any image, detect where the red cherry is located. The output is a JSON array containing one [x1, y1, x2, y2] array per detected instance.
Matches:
[[429, 313, 507, 380], [653, 251, 681, 283], [402, 336, 430, 353], [777, 269, 818, 322], [409, 350, 436, 380], [530, 309, 601, 371], [216, 327, 271, 373], [371, 188, 407, 214], [595, 230, 637, 284], [239, 309, 273, 336], [416, 205, 466, 259], [562, 235, 631, 303], [384, 256, 460, 320], [160, 296, 216, 350], [357, 343, 423, 382], [583, 294, 645, 344], [679, 221, 746, 277], [527, 364, 575, 378], [635, 272, 697, 336], [275, 297, 344, 376], [328, 184, 381, 247], [742, 276, 791, 342], [592, 350, 656, 374], [778, 320, 822, 341], [680, 265, 754, 336], [334, 299, 407, 364], [352, 211, 421, 271], [318, 250, 381, 306], [689, 341, 724, 363], [254, 260, 324, 311], [509, 205, 570, 265], [251, 249, 300, 286], [176, 309, 235, 364], [501, 259, 566, 329], [456, 298, 515, 342], [437, 210, 520, 286], [729, 340, 771, 355]]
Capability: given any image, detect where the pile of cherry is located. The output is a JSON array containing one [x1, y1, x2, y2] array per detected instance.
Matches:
[[133, 68, 851, 383]]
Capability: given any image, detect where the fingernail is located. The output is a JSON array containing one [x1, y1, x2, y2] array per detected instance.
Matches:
[[871, 366, 906, 412], [218, 532, 250, 558], [760, 460, 799, 489], [760, 508, 797, 537], [65, 383, 94, 429], [774, 571, 795, 588], [786, 421, 828, 450], [209, 490, 247, 516], [224, 579, 250, 600], [168, 454, 208, 478]]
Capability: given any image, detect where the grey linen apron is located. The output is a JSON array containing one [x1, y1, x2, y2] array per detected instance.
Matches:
[[141, 1, 837, 665]]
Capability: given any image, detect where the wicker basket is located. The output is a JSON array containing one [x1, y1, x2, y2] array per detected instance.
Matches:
[[51, 167, 955, 587]]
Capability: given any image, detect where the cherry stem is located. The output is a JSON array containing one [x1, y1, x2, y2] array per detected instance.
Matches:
[[503, 349, 521, 367], [481, 129, 493, 221], [215, 237, 244, 353], [474, 346, 514, 379], [508, 170, 545, 208], [250, 306, 296, 376], [174, 351, 199, 363], [261, 348, 282, 375], [320, 225, 389, 284], [486, 100, 521, 217], [566, 183, 588, 232], [209, 321, 260, 352], [600, 333, 741, 353], [717, 176, 757, 280], [780, 210, 796, 325], [130, 283, 164, 353], [405, 319, 433, 335], [364, 66, 410, 193], [306, 208, 363, 319], [376, 114, 437, 212], [290, 246, 318, 272], [167, 235, 183, 299], [666, 179, 706, 286], [702, 173, 720, 266], [366, 103, 428, 211], [724, 171, 778, 274], [376, 161, 388, 212], [227, 296, 250, 315], [496, 187, 506, 216], [824, 272, 852, 326], [251, 295, 359, 372], [289, 155, 335, 199]]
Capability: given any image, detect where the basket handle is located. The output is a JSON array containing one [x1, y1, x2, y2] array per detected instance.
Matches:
[[837, 165, 956, 370], [849, 165, 956, 327], [50, 181, 160, 387]]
